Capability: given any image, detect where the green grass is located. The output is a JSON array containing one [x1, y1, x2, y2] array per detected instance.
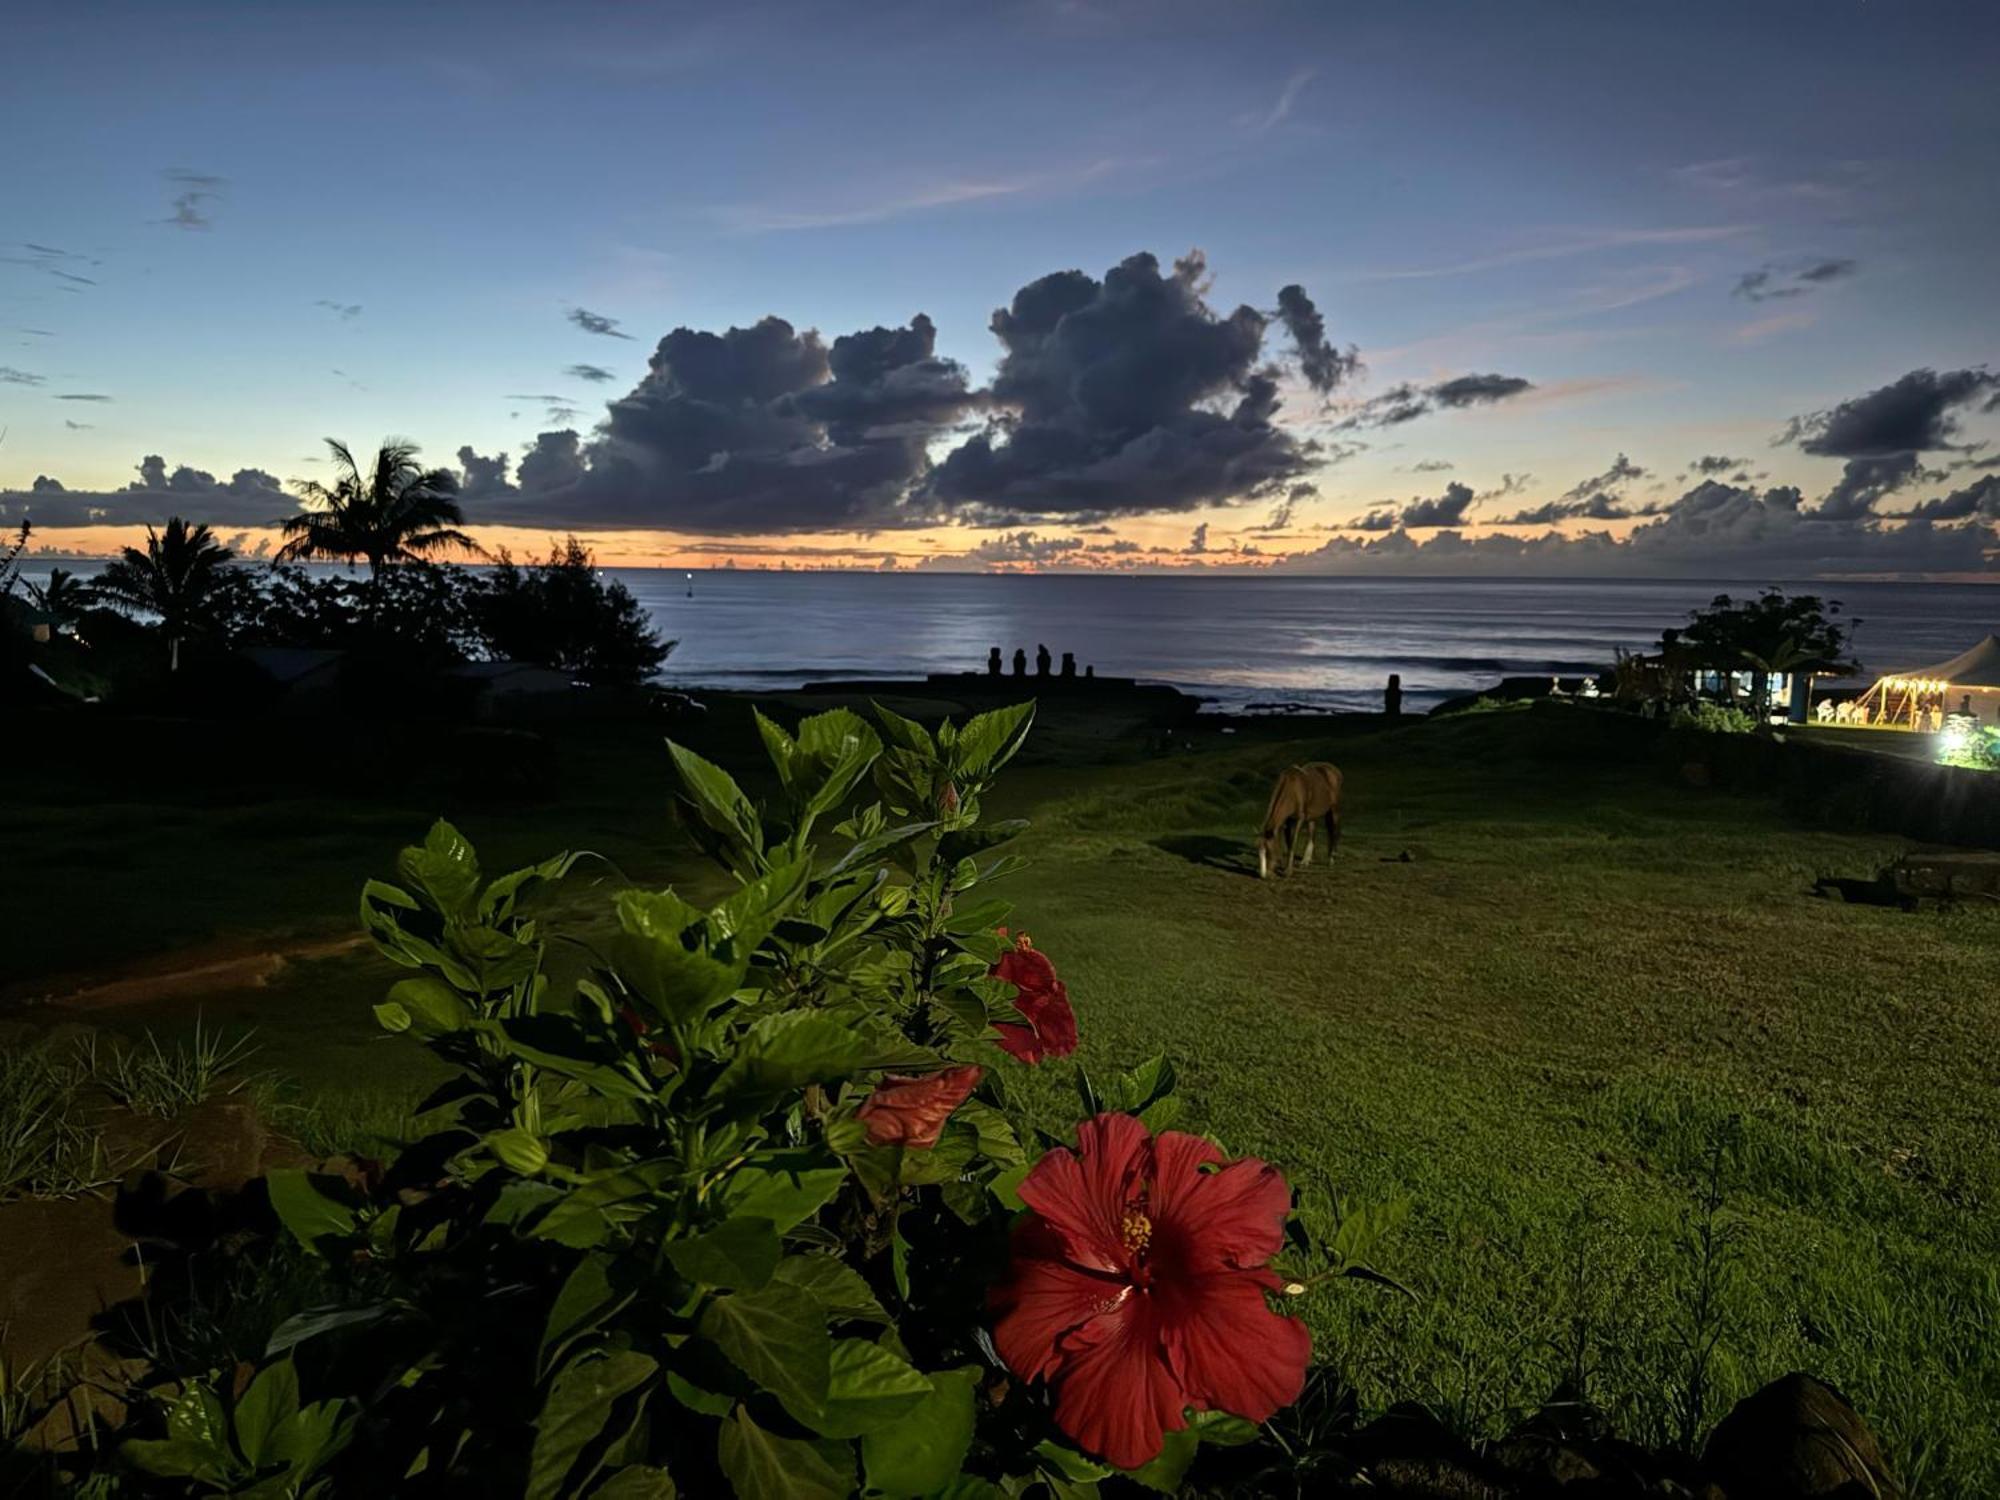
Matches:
[[3, 701, 1996, 1491]]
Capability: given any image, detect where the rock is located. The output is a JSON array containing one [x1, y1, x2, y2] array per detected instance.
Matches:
[[0, 1197, 143, 1367], [171, 1097, 269, 1192], [1702, 1373, 1900, 1499], [1490, 1433, 1601, 1488], [1348, 1404, 1502, 1496]]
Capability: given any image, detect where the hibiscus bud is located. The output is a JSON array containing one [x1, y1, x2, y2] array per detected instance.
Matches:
[[1283, 1282, 1307, 1297], [855, 1065, 983, 1149], [938, 782, 960, 815]]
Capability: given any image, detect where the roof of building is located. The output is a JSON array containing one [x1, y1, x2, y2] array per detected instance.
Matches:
[[1879, 633, 2000, 687]]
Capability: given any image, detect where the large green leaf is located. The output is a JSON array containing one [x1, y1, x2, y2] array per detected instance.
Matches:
[[540, 1254, 632, 1375], [529, 1161, 677, 1249], [526, 1350, 658, 1500], [716, 1406, 852, 1500], [709, 1012, 881, 1102], [770, 1254, 888, 1325], [374, 975, 473, 1037], [800, 1338, 932, 1439], [398, 819, 482, 919], [664, 1216, 781, 1290], [717, 1163, 850, 1234], [1125, 1427, 1198, 1492], [231, 1359, 300, 1471], [266, 1169, 359, 1255], [612, 890, 745, 1025], [862, 1365, 978, 1496], [952, 702, 1035, 780], [666, 741, 762, 868], [698, 1284, 830, 1417]]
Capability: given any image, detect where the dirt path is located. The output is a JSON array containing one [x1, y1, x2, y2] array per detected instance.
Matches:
[[4, 933, 370, 1012]]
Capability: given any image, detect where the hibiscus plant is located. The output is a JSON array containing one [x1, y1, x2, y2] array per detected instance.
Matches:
[[171, 701, 1396, 1498]]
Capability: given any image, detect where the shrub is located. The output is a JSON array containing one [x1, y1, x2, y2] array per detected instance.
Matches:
[[470, 538, 673, 687], [1669, 701, 1758, 735], [135, 703, 1395, 1496]]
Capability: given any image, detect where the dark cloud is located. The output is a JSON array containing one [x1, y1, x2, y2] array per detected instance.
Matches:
[[1186, 522, 1209, 554], [1279, 478, 1995, 577], [1780, 366, 2000, 518], [1258, 481, 1317, 531], [162, 169, 224, 230], [1273, 284, 1360, 395], [1357, 480, 1477, 530], [1782, 366, 1998, 459], [1410, 459, 1455, 472], [1899, 474, 2000, 522], [913, 530, 1085, 570], [0, 453, 286, 527], [1690, 453, 1745, 475], [456, 445, 513, 499], [925, 250, 1314, 522], [1341, 372, 1535, 429], [57, 393, 111, 402], [565, 363, 617, 382], [314, 299, 362, 320], [1564, 452, 1645, 504], [63, 420, 93, 431], [0, 367, 43, 385], [1733, 257, 1857, 302], [567, 307, 633, 339]]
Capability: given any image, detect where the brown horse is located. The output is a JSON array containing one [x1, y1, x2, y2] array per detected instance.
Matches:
[[1258, 762, 1343, 878]]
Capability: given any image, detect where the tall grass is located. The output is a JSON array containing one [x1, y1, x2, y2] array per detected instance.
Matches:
[[0, 1045, 111, 1200], [89, 1017, 258, 1118]]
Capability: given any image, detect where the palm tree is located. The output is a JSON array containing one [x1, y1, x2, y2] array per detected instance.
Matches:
[[27, 566, 87, 631], [279, 438, 478, 581], [90, 517, 238, 671]]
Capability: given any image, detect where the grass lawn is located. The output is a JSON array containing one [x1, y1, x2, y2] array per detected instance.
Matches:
[[5, 700, 1996, 1492]]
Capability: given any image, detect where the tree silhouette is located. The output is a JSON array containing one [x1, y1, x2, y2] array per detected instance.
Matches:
[[1676, 589, 1853, 720], [90, 517, 240, 671], [279, 438, 477, 581], [27, 565, 87, 630]]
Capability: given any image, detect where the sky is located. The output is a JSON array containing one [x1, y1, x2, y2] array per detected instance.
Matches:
[[3, 0, 1998, 576]]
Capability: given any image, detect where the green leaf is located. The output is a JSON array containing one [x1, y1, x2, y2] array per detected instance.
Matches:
[[665, 1217, 781, 1290], [664, 1370, 735, 1417], [770, 1255, 888, 1325], [709, 1012, 881, 1102], [861, 1365, 977, 1495], [1185, 1409, 1261, 1446], [698, 1284, 831, 1419], [871, 702, 935, 756], [487, 1127, 550, 1176], [266, 1169, 359, 1255], [526, 1351, 658, 1500], [529, 1161, 677, 1249], [952, 702, 1035, 779], [594, 1465, 678, 1498], [397, 819, 483, 919], [540, 1255, 631, 1376], [231, 1359, 300, 1471], [612, 889, 745, 1025], [988, 1162, 1032, 1211], [1125, 1427, 1198, 1492], [799, 1338, 932, 1439], [1328, 1195, 1410, 1269], [667, 741, 762, 868], [718, 1163, 850, 1234], [1036, 1439, 1112, 1482], [717, 1406, 853, 1500]]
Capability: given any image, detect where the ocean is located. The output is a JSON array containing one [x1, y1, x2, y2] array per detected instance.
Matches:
[[612, 572, 1998, 714], [22, 562, 1997, 714]]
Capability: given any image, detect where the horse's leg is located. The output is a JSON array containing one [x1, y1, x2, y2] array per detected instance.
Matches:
[[1258, 832, 1271, 879], [1285, 815, 1302, 875], [1325, 807, 1341, 859], [1301, 815, 1315, 868]]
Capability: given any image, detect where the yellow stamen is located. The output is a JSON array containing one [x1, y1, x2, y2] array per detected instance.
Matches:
[[1121, 1209, 1153, 1254]]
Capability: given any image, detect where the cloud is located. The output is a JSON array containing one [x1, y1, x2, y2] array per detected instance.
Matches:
[[1410, 459, 1455, 472], [1186, 522, 1209, 554], [1258, 481, 1317, 531], [2, 243, 101, 289], [0, 453, 287, 527], [314, 299, 362, 320], [456, 445, 513, 499], [1900, 475, 2000, 522], [567, 306, 634, 339], [1357, 480, 1477, 530], [717, 159, 1130, 233], [62, 420, 93, 431], [1733, 258, 1858, 302], [162, 169, 224, 230], [0, 367, 43, 386], [565, 363, 617, 382], [1564, 452, 1646, 504], [476, 311, 977, 533], [1690, 454, 1746, 475], [1277, 478, 1995, 577], [1779, 366, 2000, 519], [1354, 225, 1746, 282], [56, 393, 112, 402], [912, 529, 1086, 570], [1244, 68, 1315, 134], [1341, 372, 1535, 429], [923, 250, 1317, 522], [1273, 284, 1360, 396]]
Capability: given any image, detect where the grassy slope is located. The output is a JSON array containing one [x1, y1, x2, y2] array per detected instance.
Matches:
[[4, 701, 1995, 1490]]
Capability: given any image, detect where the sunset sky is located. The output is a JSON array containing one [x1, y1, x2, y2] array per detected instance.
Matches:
[[3, 0, 1997, 575]]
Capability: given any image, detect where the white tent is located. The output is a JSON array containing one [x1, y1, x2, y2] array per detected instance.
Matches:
[[1860, 634, 2000, 728]]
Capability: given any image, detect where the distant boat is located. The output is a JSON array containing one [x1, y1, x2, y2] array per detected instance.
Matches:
[[686, 571, 694, 598]]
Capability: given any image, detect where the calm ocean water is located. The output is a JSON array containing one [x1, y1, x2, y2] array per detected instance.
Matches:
[[615, 573, 1999, 714], [23, 562, 1998, 714]]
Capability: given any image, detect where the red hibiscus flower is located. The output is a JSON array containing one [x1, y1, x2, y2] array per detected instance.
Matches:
[[855, 1065, 983, 1149], [989, 932, 1078, 1065], [616, 1003, 680, 1064], [989, 1113, 1310, 1471]]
